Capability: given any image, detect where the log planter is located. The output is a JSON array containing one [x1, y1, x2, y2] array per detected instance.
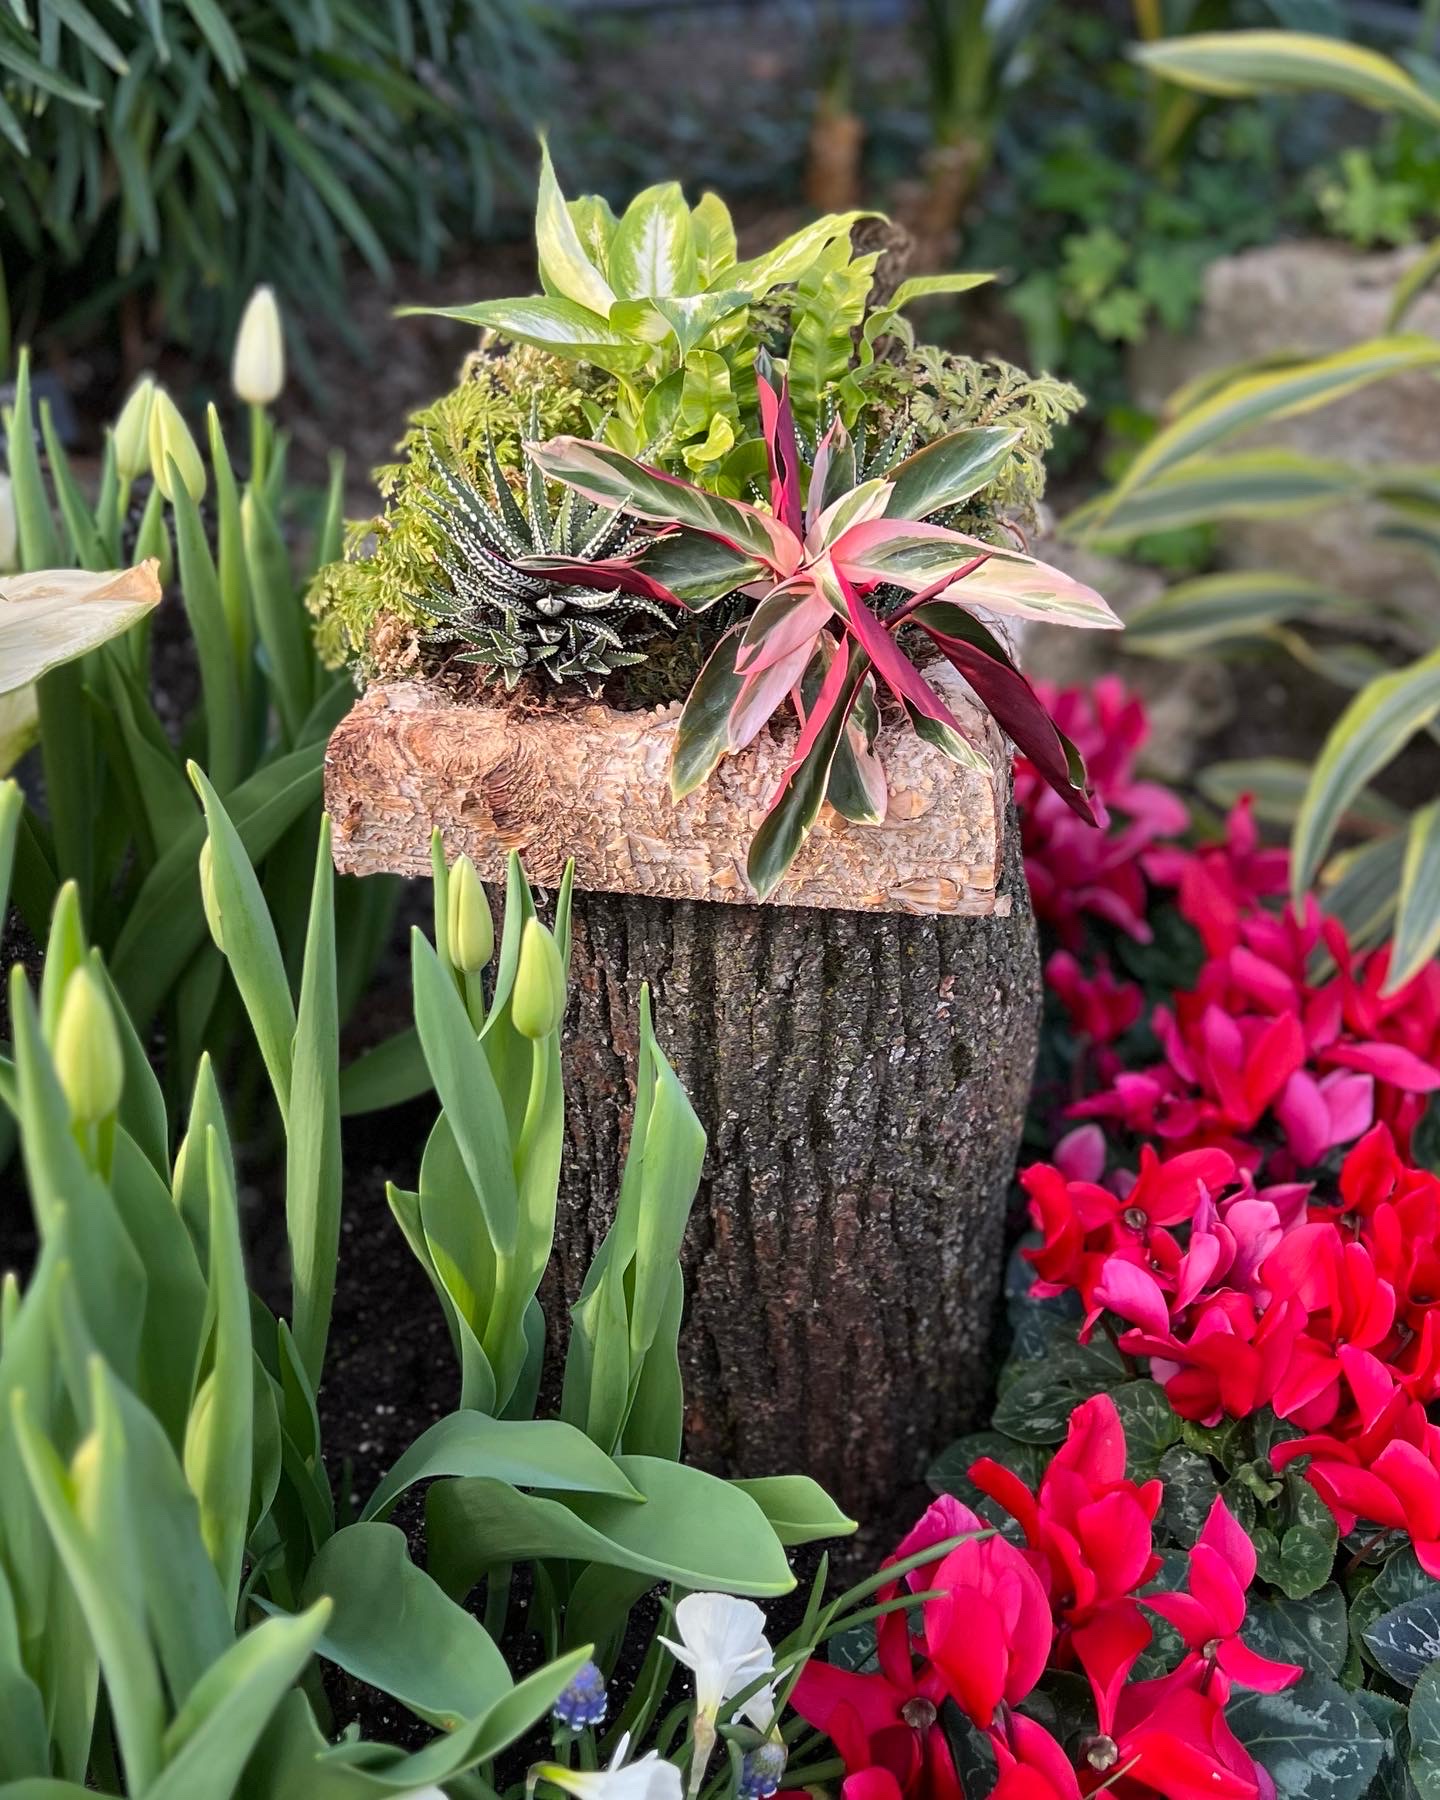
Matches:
[[325, 665, 1041, 1534]]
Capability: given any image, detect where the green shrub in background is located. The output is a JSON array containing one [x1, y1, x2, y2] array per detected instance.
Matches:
[[0, 0, 547, 361], [1073, 28, 1440, 990]]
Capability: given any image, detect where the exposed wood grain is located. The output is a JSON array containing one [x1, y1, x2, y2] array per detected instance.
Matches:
[[325, 668, 1007, 916]]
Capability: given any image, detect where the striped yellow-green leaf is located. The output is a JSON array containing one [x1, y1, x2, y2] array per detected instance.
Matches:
[[1133, 31, 1440, 129], [1066, 450, 1366, 543], [1198, 758, 1402, 833], [1387, 238, 1440, 330], [1293, 645, 1440, 898], [1106, 336, 1440, 505], [1318, 834, 1406, 956], [1387, 802, 1440, 993], [1124, 571, 1362, 657]]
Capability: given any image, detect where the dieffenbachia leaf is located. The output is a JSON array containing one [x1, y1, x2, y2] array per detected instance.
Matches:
[[607, 181, 697, 299], [534, 139, 616, 315], [404, 298, 649, 371]]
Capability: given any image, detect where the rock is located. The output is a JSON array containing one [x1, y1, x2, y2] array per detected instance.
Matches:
[[1129, 241, 1440, 611]]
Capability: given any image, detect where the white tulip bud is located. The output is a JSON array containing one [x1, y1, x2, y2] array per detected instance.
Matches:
[[113, 377, 156, 480], [231, 285, 285, 407], [148, 387, 207, 502]]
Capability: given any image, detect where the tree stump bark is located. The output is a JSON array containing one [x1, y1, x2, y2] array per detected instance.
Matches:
[[326, 680, 1041, 1532], [552, 803, 1038, 1537]]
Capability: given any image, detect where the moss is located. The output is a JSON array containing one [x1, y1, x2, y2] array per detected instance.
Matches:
[[306, 341, 608, 676]]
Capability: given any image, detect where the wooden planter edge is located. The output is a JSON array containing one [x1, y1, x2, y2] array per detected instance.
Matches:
[[325, 666, 1010, 917]]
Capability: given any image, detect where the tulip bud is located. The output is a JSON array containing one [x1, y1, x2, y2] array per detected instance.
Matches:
[[69, 1430, 103, 1533], [183, 1370, 216, 1495], [0, 474, 17, 573], [148, 386, 207, 502], [54, 967, 124, 1124], [113, 376, 156, 480], [199, 839, 224, 952], [511, 918, 565, 1040], [447, 855, 494, 975], [231, 285, 285, 407]]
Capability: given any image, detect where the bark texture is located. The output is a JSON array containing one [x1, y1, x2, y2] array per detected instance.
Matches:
[[326, 674, 1007, 916], [552, 799, 1039, 1535]]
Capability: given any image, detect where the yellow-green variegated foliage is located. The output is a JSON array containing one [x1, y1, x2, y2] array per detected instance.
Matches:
[[1073, 24, 1440, 991]]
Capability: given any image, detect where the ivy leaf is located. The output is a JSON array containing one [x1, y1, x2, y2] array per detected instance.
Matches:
[[1365, 1594, 1440, 1687], [1228, 1673, 1384, 1800], [1242, 1584, 1349, 1679], [1158, 1444, 1221, 1547], [1111, 1382, 1182, 1481]]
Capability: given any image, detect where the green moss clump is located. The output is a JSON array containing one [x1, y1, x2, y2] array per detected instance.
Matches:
[[307, 341, 607, 676]]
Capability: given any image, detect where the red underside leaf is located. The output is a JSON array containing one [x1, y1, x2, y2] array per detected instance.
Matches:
[[910, 601, 1097, 825]]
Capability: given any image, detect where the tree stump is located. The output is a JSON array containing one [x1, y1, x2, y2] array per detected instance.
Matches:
[[326, 677, 1041, 1531]]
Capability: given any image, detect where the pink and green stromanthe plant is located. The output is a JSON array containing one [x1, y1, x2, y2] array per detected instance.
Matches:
[[524, 360, 1121, 897]]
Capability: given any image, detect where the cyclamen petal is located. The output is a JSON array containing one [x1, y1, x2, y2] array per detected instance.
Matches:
[[1093, 1256, 1172, 1337]]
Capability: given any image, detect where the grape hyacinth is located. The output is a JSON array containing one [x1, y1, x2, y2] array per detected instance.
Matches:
[[552, 1658, 608, 1731]]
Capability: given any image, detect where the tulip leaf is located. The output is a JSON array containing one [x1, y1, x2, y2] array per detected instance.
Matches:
[[428, 1454, 795, 1599], [411, 929, 519, 1257], [294, 1524, 510, 1729], [362, 1410, 642, 1523], [285, 817, 341, 1386], [730, 1476, 857, 1546]]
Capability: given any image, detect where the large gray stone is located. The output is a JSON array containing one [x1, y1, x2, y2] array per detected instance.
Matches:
[[1130, 241, 1440, 611]]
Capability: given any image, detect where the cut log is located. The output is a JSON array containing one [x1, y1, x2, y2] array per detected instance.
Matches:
[[325, 672, 1008, 916], [325, 678, 1040, 1535]]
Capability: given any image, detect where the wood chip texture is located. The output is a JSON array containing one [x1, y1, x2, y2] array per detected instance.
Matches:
[[325, 665, 1007, 916]]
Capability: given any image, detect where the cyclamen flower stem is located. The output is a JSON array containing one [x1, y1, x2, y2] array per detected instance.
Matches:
[[806, 1527, 995, 1637]]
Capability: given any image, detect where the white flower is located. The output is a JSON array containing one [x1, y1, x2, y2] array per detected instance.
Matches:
[[231, 284, 285, 406], [659, 1592, 774, 1723], [532, 1732, 681, 1800]]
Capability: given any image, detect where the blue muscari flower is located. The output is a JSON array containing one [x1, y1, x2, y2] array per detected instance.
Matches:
[[738, 1741, 787, 1799], [552, 1659, 608, 1731]]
